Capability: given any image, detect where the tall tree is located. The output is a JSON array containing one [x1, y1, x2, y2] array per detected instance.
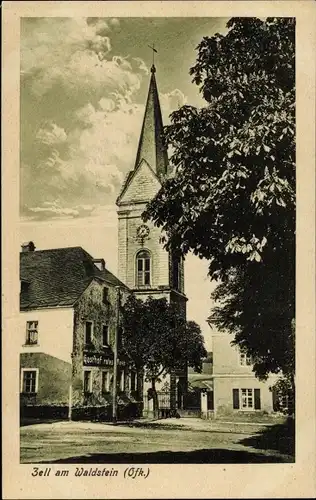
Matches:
[[143, 17, 295, 382], [121, 295, 207, 415]]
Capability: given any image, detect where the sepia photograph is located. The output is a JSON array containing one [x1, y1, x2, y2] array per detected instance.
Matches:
[[19, 14, 295, 465], [2, 1, 316, 499]]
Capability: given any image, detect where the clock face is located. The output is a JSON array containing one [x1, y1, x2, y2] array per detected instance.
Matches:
[[137, 224, 150, 240]]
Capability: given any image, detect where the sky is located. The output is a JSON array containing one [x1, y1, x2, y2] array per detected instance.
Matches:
[[19, 17, 230, 349]]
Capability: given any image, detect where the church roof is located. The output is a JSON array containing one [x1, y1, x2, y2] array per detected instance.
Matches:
[[135, 64, 169, 178], [20, 246, 127, 310], [117, 64, 168, 204]]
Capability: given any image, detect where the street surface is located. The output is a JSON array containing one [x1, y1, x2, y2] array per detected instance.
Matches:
[[20, 417, 294, 464]]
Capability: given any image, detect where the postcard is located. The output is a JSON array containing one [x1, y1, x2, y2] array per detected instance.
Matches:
[[2, 1, 316, 499]]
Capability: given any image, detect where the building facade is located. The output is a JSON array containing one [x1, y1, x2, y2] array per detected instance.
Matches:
[[20, 65, 190, 421], [212, 332, 278, 418], [184, 353, 214, 417], [20, 243, 139, 420], [116, 64, 188, 411]]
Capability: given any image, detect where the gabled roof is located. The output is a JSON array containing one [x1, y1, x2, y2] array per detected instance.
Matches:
[[116, 158, 161, 206], [117, 64, 169, 204], [20, 246, 127, 310]]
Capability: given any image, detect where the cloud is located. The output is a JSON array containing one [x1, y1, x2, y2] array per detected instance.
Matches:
[[87, 17, 119, 32], [99, 98, 116, 112], [20, 18, 188, 221], [36, 123, 67, 146], [93, 19, 110, 37], [69, 95, 144, 188], [21, 93, 144, 218], [22, 18, 110, 72], [23, 200, 97, 221], [132, 57, 149, 75], [21, 18, 148, 99], [22, 86, 188, 220], [160, 88, 187, 124], [109, 18, 120, 28]]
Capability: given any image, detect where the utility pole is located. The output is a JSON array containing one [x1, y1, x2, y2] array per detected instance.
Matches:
[[68, 384, 72, 420], [112, 286, 120, 424]]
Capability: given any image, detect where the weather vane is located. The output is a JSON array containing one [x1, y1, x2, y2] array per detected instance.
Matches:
[[148, 43, 157, 67]]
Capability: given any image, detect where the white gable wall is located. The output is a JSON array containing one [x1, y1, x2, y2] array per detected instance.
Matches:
[[20, 308, 74, 363], [118, 159, 161, 205]]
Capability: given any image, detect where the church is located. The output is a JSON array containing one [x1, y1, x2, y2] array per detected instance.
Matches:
[[19, 60, 285, 423], [19, 62, 188, 421], [116, 61, 188, 413]]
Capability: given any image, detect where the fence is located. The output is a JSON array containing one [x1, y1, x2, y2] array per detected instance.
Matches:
[[20, 401, 142, 424], [143, 391, 180, 419]]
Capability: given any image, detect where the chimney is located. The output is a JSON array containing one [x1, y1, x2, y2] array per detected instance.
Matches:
[[93, 258, 105, 271], [21, 241, 36, 252]]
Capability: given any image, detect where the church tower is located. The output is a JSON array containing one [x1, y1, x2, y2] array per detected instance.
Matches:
[[116, 63, 187, 410]]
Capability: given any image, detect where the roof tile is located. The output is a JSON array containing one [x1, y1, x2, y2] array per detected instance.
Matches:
[[20, 246, 127, 310]]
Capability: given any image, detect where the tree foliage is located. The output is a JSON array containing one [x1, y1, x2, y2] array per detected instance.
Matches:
[[271, 373, 295, 416], [143, 17, 295, 380], [121, 295, 207, 385]]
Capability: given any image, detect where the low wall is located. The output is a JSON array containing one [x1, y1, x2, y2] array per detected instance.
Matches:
[[201, 410, 215, 420], [20, 402, 142, 423], [143, 408, 181, 419], [21, 405, 69, 421]]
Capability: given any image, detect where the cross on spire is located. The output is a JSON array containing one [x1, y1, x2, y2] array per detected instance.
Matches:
[[148, 43, 157, 72]]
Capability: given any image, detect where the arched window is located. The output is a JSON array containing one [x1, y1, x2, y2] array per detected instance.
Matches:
[[136, 250, 151, 286]]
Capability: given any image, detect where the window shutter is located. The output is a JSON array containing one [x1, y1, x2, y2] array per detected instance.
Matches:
[[272, 387, 278, 411], [233, 389, 240, 409], [254, 389, 261, 409]]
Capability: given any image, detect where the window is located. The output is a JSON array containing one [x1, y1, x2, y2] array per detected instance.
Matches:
[[25, 321, 38, 345], [21, 369, 38, 393], [136, 250, 151, 286], [239, 350, 252, 366], [102, 287, 109, 304], [85, 321, 93, 345], [83, 370, 92, 393], [233, 388, 261, 410], [130, 371, 136, 392], [101, 371, 109, 392], [241, 388, 253, 409], [102, 325, 109, 346]]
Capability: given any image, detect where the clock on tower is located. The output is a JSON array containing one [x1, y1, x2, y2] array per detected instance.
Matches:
[[136, 224, 150, 243]]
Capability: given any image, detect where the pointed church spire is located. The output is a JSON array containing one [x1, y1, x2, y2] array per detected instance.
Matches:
[[134, 63, 169, 179]]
